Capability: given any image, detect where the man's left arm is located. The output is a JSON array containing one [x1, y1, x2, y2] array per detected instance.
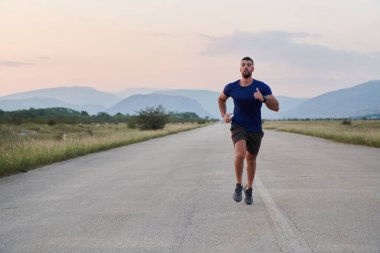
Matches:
[[263, 94, 280, 112], [254, 88, 280, 112]]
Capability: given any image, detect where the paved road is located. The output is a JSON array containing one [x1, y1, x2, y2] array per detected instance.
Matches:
[[1, 124, 379, 253]]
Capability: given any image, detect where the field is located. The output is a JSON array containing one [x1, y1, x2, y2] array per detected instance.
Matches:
[[0, 122, 206, 177], [2, 120, 378, 178], [263, 120, 380, 148]]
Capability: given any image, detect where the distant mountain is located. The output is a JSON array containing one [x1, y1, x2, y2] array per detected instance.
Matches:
[[152, 89, 227, 118], [0, 86, 122, 107], [0, 97, 107, 115], [1, 80, 378, 119], [107, 94, 213, 117], [262, 96, 307, 119], [277, 80, 380, 119], [116, 88, 157, 98]]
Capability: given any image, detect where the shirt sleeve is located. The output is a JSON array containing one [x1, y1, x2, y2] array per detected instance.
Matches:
[[261, 83, 272, 96], [223, 83, 232, 97]]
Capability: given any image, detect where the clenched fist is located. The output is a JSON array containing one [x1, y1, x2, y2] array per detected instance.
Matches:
[[253, 88, 264, 102], [223, 113, 233, 123]]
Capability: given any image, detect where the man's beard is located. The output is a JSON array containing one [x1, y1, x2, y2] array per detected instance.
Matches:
[[242, 71, 252, 78]]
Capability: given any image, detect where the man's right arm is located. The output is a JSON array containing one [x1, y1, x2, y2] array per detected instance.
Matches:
[[218, 92, 232, 123]]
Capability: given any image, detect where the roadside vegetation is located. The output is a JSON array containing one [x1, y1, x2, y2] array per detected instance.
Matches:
[[0, 107, 217, 177], [263, 119, 380, 148], [0, 106, 211, 127]]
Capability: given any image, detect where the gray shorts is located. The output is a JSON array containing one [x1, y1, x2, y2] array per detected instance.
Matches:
[[230, 125, 264, 155]]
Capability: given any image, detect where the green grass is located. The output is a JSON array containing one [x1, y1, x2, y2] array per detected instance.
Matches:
[[0, 122, 206, 177], [263, 120, 380, 148]]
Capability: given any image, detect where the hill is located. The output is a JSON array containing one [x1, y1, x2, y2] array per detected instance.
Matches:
[[0, 86, 122, 107], [0, 97, 107, 115], [152, 89, 225, 118], [116, 88, 157, 98], [1, 80, 379, 119], [277, 80, 380, 119], [262, 96, 307, 119], [107, 94, 213, 118]]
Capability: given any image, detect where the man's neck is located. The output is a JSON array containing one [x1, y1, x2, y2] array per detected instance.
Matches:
[[240, 77, 253, 86]]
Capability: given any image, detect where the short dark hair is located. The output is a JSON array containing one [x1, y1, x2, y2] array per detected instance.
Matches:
[[241, 56, 254, 64]]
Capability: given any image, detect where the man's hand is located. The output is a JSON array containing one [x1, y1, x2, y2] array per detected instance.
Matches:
[[223, 113, 233, 123], [253, 88, 264, 102]]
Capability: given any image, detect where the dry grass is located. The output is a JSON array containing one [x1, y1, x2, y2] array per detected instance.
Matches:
[[0, 122, 205, 177], [263, 120, 380, 148]]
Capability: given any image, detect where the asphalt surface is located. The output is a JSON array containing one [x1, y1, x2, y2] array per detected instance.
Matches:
[[0, 124, 379, 253]]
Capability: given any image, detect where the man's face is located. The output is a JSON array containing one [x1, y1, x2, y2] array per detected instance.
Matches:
[[240, 60, 254, 78]]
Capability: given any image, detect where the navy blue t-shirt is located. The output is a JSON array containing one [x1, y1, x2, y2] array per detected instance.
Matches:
[[223, 79, 272, 133]]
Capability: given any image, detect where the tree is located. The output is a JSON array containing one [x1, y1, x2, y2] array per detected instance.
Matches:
[[127, 115, 138, 129], [112, 112, 128, 123], [80, 111, 89, 116], [95, 112, 112, 123], [136, 105, 169, 130]]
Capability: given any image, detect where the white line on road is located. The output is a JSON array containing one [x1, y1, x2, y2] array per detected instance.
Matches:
[[255, 177, 312, 253]]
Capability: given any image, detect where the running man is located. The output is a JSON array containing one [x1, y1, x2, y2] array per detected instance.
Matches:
[[218, 56, 279, 205]]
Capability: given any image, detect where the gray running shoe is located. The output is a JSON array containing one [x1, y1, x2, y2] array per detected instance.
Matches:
[[233, 183, 243, 202], [244, 186, 253, 205]]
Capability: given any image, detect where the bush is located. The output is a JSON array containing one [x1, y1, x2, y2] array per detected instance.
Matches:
[[136, 105, 169, 130], [127, 116, 138, 129], [342, 118, 352, 125], [48, 120, 56, 126]]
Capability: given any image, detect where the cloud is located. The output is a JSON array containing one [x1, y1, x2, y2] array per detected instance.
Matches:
[[201, 30, 380, 73], [0, 61, 33, 67]]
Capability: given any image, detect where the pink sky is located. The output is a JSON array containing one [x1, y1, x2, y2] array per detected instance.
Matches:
[[1, 0, 379, 97]]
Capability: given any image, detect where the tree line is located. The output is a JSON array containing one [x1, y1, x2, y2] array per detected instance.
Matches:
[[0, 106, 217, 130]]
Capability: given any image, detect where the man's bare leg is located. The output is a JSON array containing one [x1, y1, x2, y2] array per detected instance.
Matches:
[[234, 140, 246, 184], [245, 151, 257, 188], [232, 140, 246, 202]]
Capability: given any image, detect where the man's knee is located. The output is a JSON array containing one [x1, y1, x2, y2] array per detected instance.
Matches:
[[246, 152, 257, 162], [235, 152, 245, 161], [234, 140, 246, 160]]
